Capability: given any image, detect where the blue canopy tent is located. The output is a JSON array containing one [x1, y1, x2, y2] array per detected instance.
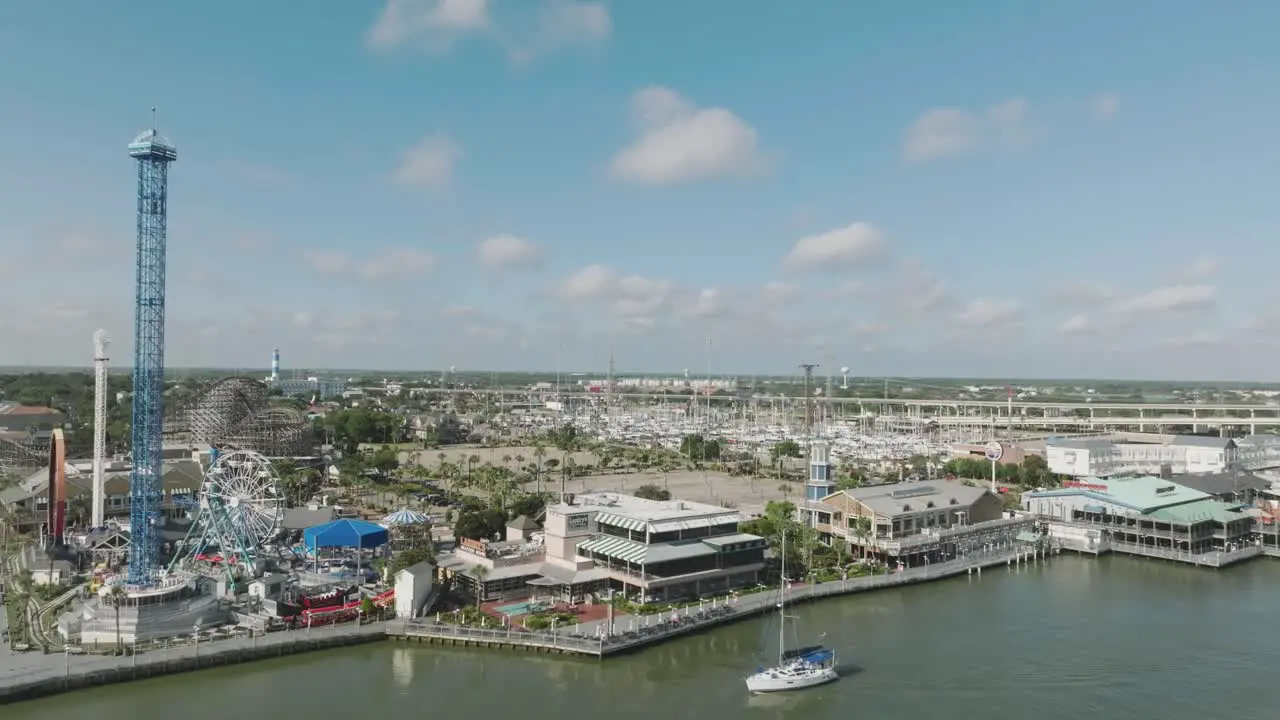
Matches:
[[304, 519, 389, 549], [302, 519, 390, 583]]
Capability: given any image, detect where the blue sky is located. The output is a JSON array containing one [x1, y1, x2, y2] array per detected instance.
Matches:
[[3, 0, 1280, 379]]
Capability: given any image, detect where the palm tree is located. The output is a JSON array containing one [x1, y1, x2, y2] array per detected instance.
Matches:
[[533, 445, 547, 494], [109, 584, 126, 653], [852, 517, 873, 562]]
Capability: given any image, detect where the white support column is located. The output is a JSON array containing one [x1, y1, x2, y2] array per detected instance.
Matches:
[[92, 330, 110, 529]]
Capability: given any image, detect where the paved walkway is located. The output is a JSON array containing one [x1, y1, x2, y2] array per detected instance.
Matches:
[[1, 620, 388, 691]]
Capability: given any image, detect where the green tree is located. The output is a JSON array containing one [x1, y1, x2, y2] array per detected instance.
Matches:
[[633, 483, 671, 501], [771, 440, 803, 462], [679, 434, 722, 462], [321, 408, 404, 453], [367, 445, 401, 474], [506, 492, 551, 521], [453, 507, 505, 541], [740, 500, 808, 575]]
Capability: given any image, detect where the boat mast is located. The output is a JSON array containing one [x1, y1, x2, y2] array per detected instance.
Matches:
[[778, 526, 786, 666]]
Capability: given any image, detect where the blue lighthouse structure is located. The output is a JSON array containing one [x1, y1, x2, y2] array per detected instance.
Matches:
[[805, 438, 836, 501], [126, 122, 177, 586]]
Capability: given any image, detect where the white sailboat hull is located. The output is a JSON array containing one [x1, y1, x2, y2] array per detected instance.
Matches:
[[745, 665, 838, 693]]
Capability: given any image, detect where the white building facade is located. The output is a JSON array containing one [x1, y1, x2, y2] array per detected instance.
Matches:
[[1045, 436, 1240, 478]]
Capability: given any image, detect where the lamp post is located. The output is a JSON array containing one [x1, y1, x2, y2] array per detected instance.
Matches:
[[984, 442, 1003, 494]]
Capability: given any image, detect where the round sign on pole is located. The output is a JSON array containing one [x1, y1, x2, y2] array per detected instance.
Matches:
[[984, 441, 1004, 462]]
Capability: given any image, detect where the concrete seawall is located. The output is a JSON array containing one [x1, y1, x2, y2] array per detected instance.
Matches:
[[0, 622, 387, 705]]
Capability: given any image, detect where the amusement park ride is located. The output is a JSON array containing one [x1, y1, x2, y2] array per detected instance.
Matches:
[[169, 448, 285, 581]]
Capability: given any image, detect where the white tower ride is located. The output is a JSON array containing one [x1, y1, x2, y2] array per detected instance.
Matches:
[[92, 329, 110, 528], [271, 348, 281, 382]]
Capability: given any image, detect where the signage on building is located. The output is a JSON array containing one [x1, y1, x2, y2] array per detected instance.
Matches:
[[984, 441, 1004, 462], [459, 537, 489, 556], [566, 513, 590, 531], [1064, 481, 1108, 492]]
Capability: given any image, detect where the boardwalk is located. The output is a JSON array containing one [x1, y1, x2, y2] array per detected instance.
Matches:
[[390, 545, 1042, 657]]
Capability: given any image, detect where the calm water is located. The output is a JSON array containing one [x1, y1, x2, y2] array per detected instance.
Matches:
[[9, 556, 1280, 719]]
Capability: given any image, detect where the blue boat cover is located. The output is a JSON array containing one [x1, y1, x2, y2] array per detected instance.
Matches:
[[799, 648, 835, 664]]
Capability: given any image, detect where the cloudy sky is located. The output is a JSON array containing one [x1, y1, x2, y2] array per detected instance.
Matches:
[[2, 0, 1279, 380]]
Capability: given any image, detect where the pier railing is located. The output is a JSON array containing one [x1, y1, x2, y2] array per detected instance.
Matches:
[[1, 620, 387, 693], [392, 620, 604, 654], [1109, 540, 1261, 567], [390, 545, 1037, 656]]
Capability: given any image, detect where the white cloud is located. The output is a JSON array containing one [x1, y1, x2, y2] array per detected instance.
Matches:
[[394, 134, 460, 188], [537, 0, 610, 45], [367, 0, 489, 52], [359, 248, 437, 279], [302, 250, 350, 276], [555, 264, 614, 300], [887, 260, 947, 316], [1057, 313, 1091, 334], [1163, 333, 1219, 348], [552, 264, 677, 329], [903, 98, 1035, 165], [784, 222, 888, 271], [476, 234, 544, 269], [1090, 94, 1121, 122], [691, 288, 726, 318], [957, 298, 1021, 328], [1109, 284, 1215, 316], [1045, 280, 1116, 307], [1180, 256, 1220, 281], [760, 281, 801, 305], [368, 0, 609, 64], [609, 86, 767, 186], [303, 247, 436, 279]]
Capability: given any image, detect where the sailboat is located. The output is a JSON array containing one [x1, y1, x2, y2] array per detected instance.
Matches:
[[745, 528, 839, 693]]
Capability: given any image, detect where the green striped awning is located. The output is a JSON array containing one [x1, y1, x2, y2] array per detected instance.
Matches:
[[576, 535, 648, 564], [593, 511, 649, 533]]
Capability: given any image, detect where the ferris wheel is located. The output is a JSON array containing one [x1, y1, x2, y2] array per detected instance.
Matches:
[[204, 449, 283, 546], [171, 448, 284, 578]]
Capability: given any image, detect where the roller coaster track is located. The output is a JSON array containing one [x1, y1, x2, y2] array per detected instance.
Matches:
[[26, 585, 78, 651]]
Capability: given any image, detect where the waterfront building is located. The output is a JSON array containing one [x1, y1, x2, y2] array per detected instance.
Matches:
[[1022, 475, 1254, 558], [555, 493, 766, 603], [809, 482, 1012, 567], [1173, 470, 1269, 505], [437, 492, 767, 606], [1045, 435, 1239, 478]]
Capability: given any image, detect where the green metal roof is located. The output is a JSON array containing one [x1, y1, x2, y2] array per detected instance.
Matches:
[[1027, 475, 1209, 514], [1146, 499, 1251, 525]]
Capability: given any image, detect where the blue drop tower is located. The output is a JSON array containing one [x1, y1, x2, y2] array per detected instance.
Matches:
[[805, 438, 836, 501], [126, 125, 177, 586]]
